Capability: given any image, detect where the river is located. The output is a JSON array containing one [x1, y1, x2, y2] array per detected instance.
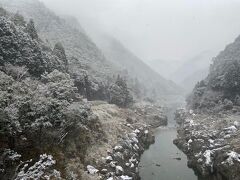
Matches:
[[139, 105, 198, 180]]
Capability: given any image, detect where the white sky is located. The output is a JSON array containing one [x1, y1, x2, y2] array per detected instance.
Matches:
[[40, 0, 240, 62]]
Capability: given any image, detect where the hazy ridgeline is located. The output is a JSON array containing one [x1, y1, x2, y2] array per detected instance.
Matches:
[[0, 0, 240, 180]]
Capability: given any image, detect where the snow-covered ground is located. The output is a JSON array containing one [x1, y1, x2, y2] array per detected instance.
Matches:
[[80, 101, 167, 180], [174, 110, 240, 179]]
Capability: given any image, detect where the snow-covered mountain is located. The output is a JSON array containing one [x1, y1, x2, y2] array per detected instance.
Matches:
[[147, 59, 181, 80], [171, 50, 216, 85], [0, 0, 117, 79], [188, 35, 240, 112], [0, 0, 183, 99], [89, 32, 182, 97]]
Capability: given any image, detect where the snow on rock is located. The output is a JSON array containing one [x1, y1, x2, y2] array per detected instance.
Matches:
[[120, 175, 133, 180], [105, 156, 113, 163], [129, 157, 137, 163], [16, 154, 60, 180], [110, 161, 117, 168], [126, 124, 133, 128], [100, 169, 108, 174], [116, 165, 124, 175], [223, 126, 237, 134], [128, 133, 138, 144], [234, 121, 239, 128], [7, 150, 21, 160], [203, 150, 212, 166], [187, 139, 193, 149], [133, 144, 139, 151], [209, 139, 215, 148], [223, 151, 240, 165], [87, 165, 99, 175], [114, 145, 123, 152], [144, 130, 149, 134], [130, 163, 134, 168], [134, 129, 140, 134]]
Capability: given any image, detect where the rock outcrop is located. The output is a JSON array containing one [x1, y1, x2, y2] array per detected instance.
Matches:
[[174, 109, 240, 180], [81, 102, 168, 180]]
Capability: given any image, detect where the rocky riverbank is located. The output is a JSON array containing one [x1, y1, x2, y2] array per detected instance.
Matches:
[[81, 101, 167, 180], [174, 109, 240, 180]]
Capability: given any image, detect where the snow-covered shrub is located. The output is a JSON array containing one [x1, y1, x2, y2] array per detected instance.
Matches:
[[15, 154, 61, 180], [71, 69, 110, 101], [109, 84, 125, 107], [25, 19, 38, 40], [109, 75, 133, 107], [0, 13, 67, 77], [4, 63, 29, 81], [41, 70, 79, 102], [0, 149, 21, 179], [53, 42, 68, 68]]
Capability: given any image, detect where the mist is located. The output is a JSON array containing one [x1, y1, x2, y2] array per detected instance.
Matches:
[[2, 0, 240, 179], [40, 0, 240, 63]]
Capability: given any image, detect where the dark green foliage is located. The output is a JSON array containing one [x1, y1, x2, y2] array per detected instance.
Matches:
[[109, 75, 133, 107], [53, 42, 68, 68], [132, 78, 142, 98], [12, 13, 26, 27], [0, 14, 67, 77], [0, 16, 44, 76], [0, 7, 8, 17], [224, 60, 240, 94], [188, 35, 240, 112], [0, 9, 102, 179], [26, 19, 38, 40], [71, 67, 110, 101]]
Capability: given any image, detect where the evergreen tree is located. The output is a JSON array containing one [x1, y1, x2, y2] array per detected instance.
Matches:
[[53, 42, 68, 69], [12, 12, 26, 27], [133, 77, 141, 98], [109, 75, 133, 107], [26, 19, 38, 40]]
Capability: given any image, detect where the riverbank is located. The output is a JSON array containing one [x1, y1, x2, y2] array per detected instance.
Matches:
[[81, 101, 168, 180], [174, 109, 240, 180], [139, 127, 197, 180]]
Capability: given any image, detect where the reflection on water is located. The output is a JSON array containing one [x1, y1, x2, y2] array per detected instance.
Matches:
[[139, 128, 198, 180]]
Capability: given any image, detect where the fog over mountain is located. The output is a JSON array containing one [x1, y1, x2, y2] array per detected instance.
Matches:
[[40, 0, 240, 63], [1, 1, 240, 180]]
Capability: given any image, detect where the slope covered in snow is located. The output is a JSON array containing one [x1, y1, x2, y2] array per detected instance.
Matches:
[[0, 0, 117, 79], [187, 35, 240, 112], [88, 32, 183, 98], [0, 0, 183, 101]]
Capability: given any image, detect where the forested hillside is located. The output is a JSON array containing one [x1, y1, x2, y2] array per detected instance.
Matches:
[[0, 3, 174, 179], [0, 8, 103, 179], [0, 0, 182, 103], [87, 32, 182, 98], [187, 35, 240, 112], [175, 34, 240, 179]]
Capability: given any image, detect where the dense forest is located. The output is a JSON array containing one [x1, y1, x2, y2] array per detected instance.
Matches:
[[1, 0, 240, 180]]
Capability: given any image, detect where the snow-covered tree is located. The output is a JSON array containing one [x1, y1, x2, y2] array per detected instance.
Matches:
[[109, 75, 133, 107], [53, 42, 68, 69], [15, 154, 61, 180], [26, 19, 38, 40]]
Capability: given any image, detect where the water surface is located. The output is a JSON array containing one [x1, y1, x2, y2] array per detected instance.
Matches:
[[139, 127, 198, 180]]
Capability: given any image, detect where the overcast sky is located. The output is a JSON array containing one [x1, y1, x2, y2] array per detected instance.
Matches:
[[40, 0, 240, 63]]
